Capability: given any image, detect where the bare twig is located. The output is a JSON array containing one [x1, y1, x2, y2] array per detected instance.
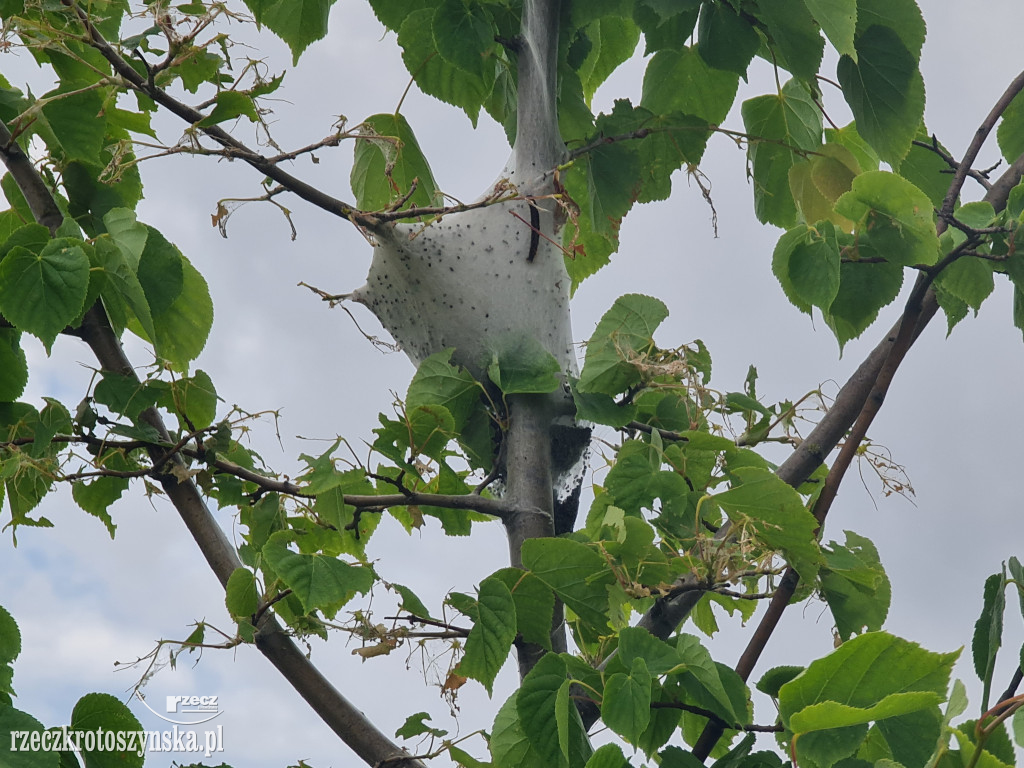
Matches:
[[912, 136, 994, 191]]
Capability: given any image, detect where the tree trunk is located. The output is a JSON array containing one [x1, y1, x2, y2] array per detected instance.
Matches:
[[351, 0, 573, 674]]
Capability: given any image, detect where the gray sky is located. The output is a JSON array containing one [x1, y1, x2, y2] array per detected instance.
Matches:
[[3, 0, 1024, 764]]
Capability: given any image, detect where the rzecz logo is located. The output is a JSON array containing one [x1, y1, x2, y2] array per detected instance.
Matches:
[[137, 693, 222, 725]]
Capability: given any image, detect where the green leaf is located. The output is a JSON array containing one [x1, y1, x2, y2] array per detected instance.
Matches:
[[561, 100, 647, 284], [756, 665, 804, 698], [802, 0, 857, 58], [973, 571, 1005, 711], [93, 237, 155, 341], [578, 17, 641, 104], [604, 440, 688, 520], [0, 329, 27, 401], [635, 2, 699, 55], [713, 467, 821, 581], [72, 473, 129, 538], [173, 46, 228, 93], [1009, 556, 1024, 622], [602, 657, 653, 742], [367, 0, 433, 32], [772, 222, 841, 315], [578, 294, 669, 395], [641, 46, 739, 125], [585, 743, 628, 768], [521, 538, 615, 630], [241, 0, 338, 63], [516, 653, 569, 767], [198, 90, 259, 127], [697, 2, 759, 76], [0, 604, 20, 664], [826, 121, 880, 172], [102, 208, 148, 267], [352, 112, 443, 212], [93, 372, 160, 419], [407, 349, 481, 430], [998, 90, 1024, 165], [64, 159, 143, 234], [674, 634, 742, 722], [570, 382, 637, 428], [0, 239, 90, 351], [399, 8, 493, 126], [226, 567, 260, 618], [432, 0, 496, 77], [856, 0, 925, 59], [779, 631, 959, 728], [0, 708, 57, 768], [825, 258, 903, 348], [820, 530, 891, 641], [460, 576, 517, 695], [617, 626, 684, 676], [790, 692, 943, 733], [1, 175, 34, 228], [491, 692, 546, 768], [491, 568, 556, 650], [896, 129, 955, 209], [790, 146, 860, 228], [396, 711, 447, 740], [837, 25, 924, 165], [487, 335, 562, 394], [935, 256, 994, 313], [151, 254, 212, 368], [634, 111, 712, 203], [41, 88, 106, 163], [391, 583, 434, 620], [555, 679, 572, 766], [834, 170, 939, 267], [741, 79, 823, 228], [262, 531, 375, 613], [169, 369, 218, 429], [755, 0, 825, 81], [70, 692, 144, 768]]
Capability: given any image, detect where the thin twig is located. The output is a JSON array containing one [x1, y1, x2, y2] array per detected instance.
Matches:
[[911, 137, 994, 191]]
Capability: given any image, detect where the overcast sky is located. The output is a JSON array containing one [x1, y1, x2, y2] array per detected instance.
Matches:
[[3, 1, 1024, 765]]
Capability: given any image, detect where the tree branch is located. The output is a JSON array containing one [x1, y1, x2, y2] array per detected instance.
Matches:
[[649, 701, 782, 733], [60, 0, 359, 222], [0, 118, 426, 768], [689, 70, 1024, 762]]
